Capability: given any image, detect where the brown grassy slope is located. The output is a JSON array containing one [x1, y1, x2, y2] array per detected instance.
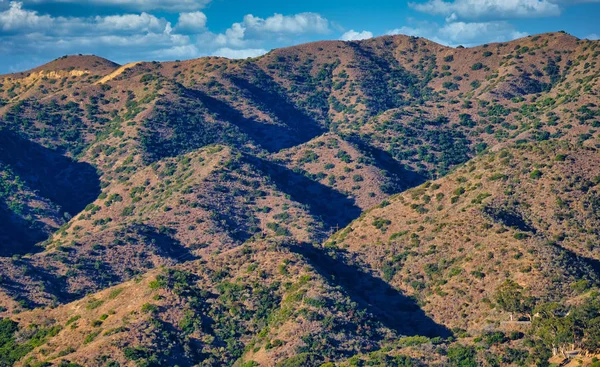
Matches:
[[325, 141, 600, 331], [10, 239, 446, 367], [0, 31, 597, 309], [0, 145, 325, 314], [13, 141, 600, 366], [273, 132, 423, 209]]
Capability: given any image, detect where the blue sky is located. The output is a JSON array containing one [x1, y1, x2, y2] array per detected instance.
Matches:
[[0, 0, 598, 74]]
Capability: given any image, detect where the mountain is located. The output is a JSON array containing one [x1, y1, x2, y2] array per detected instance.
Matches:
[[1, 31, 600, 367]]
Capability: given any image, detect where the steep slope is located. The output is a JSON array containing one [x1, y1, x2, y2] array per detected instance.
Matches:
[[5, 240, 449, 367], [0, 145, 328, 312], [325, 141, 600, 330]]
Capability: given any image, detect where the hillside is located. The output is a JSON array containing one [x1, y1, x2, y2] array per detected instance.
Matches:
[[0, 31, 599, 366]]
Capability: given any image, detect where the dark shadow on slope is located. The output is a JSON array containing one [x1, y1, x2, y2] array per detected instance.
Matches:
[[246, 155, 361, 231], [197, 180, 259, 244], [0, 224, 199, 307], [140, 89, 249, 163], [0, 129, 100, 215], [0, 258, 76, 307], [287, 242, 452, 338], [0, 204, 48, 257], [482, 205, 537, 234], [0, 263, 46, 310], [343, 133, 427, 194], [228, 74, 325, 150], [182, 87, 301, 153], [493, 73, 546, 99], [79, 224, 198, 287], [135, 224, 198, 263], [25, 261, 77, 303], [547, 242, 600, 283], [0, 129, 101, 256]]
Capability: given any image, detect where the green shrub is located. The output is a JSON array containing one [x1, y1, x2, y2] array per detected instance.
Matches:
[[83, 330, 101, 344], [372, 217, 391, 230], [471, 63, 484, 71], [530, 170, 542, 179], [447, 344, 477, 367]]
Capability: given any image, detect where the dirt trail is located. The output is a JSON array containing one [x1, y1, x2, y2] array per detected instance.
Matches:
[[96, 62, 141, 84]]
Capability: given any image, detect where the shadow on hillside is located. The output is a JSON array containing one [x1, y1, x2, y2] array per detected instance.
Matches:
[[184, 81, 324, 153], [548, 242, 600, 283], [0, 129, 101, 256], [0, 205, 48, 257], [228, 74, 325, 149], [482, 205, 537, 234], [0, 129, 101, 216], [287, 242, 452, 338], [184, 88, 294, 153], [136, 224, 198, 263], [347, 42, 418, 113], [28, 261, 78, 302], [344, 134, 426, 194], [0, 225, 199, 309], [0, 258, 77, 307], [246, 156, 361, 232], [0, 263, 46, 309]]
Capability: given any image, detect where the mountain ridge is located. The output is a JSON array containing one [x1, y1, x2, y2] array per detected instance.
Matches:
[[0, 31, 599, 367]]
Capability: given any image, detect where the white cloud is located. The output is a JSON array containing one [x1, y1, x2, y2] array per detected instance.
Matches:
[[438, 21, 528, 45], [410, 0, 561, 20], [149, 44, 200, 59], [23, 0, 212, 12], [585, 34, 599, 40], [215, 22, 246, 46], [216, 12, 331, 47], [0, 3, 336, 73], [387, 20, 527, 47], [387, 25, 428, 38], [243, 13, 330, 34], [340, 30, 373, 41], [0, 3, 170, 35], [0, 1, 52, 32], [176, 11, 207, 33], [213, 47, 267, 59], [95, 12, 166, 33]]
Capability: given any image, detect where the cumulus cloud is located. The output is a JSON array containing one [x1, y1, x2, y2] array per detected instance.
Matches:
[[243, 13, 330, 34], [340, 29, 373, 41], [0, 3, 170, 35], [586, 34, 599, 40], [0, 1, 52, 32], [213, 47, 268, 59], [410, 0, 561, 20], [216, 12, 331, 46], [388, 20, 527, 47], [95, 12, 166, 33], [215, 22, 246, 46], [438, 21, 528, 44], [148, 44, 200, 59], [176, 11, 207, 33]]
